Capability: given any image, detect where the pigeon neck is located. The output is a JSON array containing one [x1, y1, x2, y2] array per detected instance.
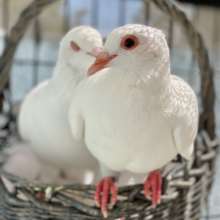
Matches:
[[153, 62, 170, 93], [51, 59, 81, 88], [135, 58, 171, 93]]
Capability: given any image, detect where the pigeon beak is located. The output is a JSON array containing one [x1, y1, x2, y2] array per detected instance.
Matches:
[[87, 47, 104, 57], [87, 51, 117, 76]]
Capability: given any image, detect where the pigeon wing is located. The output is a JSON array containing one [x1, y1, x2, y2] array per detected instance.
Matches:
[[168, 75, 199, 160]]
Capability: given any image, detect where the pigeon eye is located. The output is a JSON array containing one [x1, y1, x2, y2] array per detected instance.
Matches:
[[70, 41, 80, 52], [120, 35, 139, 50]]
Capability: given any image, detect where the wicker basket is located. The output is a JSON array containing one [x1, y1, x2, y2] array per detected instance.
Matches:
[[0, 0, 218, 219]]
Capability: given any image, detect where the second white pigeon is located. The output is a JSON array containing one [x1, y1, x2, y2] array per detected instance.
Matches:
[[18, 26, 103, 183]]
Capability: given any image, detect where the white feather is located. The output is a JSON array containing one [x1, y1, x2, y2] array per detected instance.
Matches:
[[18, 26, 102, 183], [2, 141, 58, 183]]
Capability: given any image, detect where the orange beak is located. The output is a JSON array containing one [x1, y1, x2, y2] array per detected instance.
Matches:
[[87, 51, 117, 76]]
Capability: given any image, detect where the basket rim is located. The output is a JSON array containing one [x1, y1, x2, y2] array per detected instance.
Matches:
[[0, 131, 218, 218]]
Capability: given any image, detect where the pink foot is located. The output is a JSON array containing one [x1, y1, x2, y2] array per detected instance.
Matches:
[[144, 170, 162, 207], [95, 177, 118, 218]]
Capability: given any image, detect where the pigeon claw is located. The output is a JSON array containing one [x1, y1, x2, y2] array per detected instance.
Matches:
[[95, 176, 118, 218], [144, 170, 162, 207]]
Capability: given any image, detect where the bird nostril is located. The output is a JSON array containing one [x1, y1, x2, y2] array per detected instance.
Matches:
[[91, 47, 104, 57]]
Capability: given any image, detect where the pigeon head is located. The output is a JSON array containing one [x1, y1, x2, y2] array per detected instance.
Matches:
[[88, 24, 170, 81], [58, 26, 103, 73]]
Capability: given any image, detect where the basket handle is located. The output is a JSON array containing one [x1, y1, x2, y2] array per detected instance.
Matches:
[[0, 0, 58, 94], [145, 0, 216, 138]]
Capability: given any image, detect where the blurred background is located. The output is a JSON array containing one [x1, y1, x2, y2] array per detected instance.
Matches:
[[0, 0, 219, 219]]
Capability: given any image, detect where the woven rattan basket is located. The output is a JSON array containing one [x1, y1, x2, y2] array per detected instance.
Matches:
[[0, 0, 218, 219]]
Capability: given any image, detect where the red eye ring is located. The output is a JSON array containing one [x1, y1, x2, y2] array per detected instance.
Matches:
[[120, 35, 139, 50], [70, 41, 80, 52]]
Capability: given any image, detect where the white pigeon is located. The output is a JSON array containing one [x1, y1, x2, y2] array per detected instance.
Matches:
[[68, 24, 199, 217], [18, 26, 103, 184]]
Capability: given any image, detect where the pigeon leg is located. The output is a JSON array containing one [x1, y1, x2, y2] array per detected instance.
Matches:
[[95, 176, 118, 218], [144, 170, 162, 207]]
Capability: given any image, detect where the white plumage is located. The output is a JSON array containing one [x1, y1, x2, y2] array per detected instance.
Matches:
[[68, 24, 198, 213], [2, 141, 63, 183], [18, 26, 103, 183], [69, 24, 198, 174]]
